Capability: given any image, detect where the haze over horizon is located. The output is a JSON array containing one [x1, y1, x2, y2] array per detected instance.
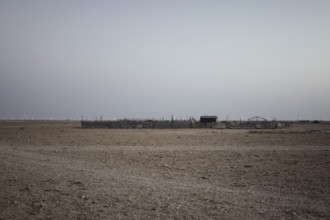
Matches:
[[1, 0, 329, 121]]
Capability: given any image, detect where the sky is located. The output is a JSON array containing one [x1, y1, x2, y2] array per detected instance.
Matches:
[[0, 0, 329, 120]]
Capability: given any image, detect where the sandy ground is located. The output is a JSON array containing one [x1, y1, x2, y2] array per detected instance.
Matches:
[[0, 121, 329, 219]]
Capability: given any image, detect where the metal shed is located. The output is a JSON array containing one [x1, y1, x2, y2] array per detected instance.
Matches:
[[200, 116, 218, 123]]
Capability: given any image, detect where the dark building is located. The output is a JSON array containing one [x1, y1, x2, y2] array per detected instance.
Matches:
[[200, 116, 217, 123]]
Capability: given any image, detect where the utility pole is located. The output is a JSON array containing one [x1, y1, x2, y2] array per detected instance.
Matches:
[[171, 114, 174, 129]]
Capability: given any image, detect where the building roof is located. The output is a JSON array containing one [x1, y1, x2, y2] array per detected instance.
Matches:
[[200, 116, 218, 119]]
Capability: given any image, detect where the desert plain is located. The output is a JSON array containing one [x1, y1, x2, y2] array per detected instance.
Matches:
[[0, 120, 329, 219]]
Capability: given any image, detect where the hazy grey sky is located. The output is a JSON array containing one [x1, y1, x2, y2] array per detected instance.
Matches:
[[1, 0, 329, 120]]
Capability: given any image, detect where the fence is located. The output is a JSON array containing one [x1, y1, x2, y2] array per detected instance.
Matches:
[[81, 119, 290, 129], [81, 119, 194, 129]]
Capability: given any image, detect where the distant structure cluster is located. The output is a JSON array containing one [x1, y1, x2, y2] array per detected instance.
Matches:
[[81, 116, 289, 129]]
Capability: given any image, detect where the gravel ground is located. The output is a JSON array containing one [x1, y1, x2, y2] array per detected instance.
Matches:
[[0, 121, 329, 219]]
